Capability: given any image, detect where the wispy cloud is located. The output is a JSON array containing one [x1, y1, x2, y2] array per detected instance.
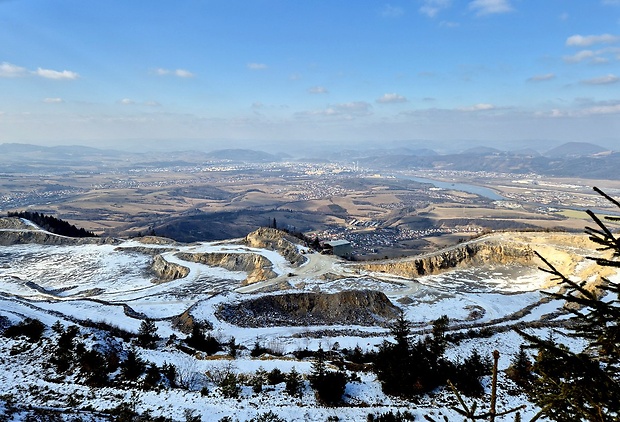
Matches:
[[381, 4, 404, 18], [119, 98, 163, 106], [563, 50, 597, 63], [440, 21, 460, 28], [1, 63, 80, 80], [154, 68, 194, 78], [419, 0, 451, 18], [0, 62, 27, 78], [35, 68, 79, 80], [566, 34, 620, 47], [247, 63, 268, 70], [43, 97, 64, 103], [546, 101, 620, 117], [602, 0, 620, 5], [458, 103, 496, 111], [582, 103, 620, 114], [581, 74, 619, 85], [469, 0, 514, 16], [297, 101, 372, 119], [308, 86, 328, 94], [527, 73, 556, 82], [376, 93, 408, 104], [174, 69, 194, 78]]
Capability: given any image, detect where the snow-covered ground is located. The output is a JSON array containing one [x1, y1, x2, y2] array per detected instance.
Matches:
[[0, 231, 597, 421]]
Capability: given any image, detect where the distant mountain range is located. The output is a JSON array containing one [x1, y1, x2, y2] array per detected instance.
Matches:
[[543, 141, 609, 157], [0, 141, 617, 179]]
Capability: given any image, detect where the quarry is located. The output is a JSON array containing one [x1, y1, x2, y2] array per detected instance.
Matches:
[[0, 216, 612, 420]]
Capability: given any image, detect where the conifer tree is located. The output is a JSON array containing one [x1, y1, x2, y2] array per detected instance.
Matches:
[[137, 319, 159, 349], [285, 367, 304, 398], [520, 187, 620, 421]]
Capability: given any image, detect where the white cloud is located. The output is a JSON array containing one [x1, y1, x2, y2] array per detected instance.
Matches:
[[571, 46, 620, 63], [545, 101, 620, 117], [154, 68, 194, 78], [0, 62, 27, 78], [381, 4, 404, 18], [419, 0, 451, 17], [297, 101, 372, 119], [566, 34, 620, 47], [289, 73, 302, 81], [308, 86, 328, 94], [468, 0, 513, 16], [43, 97, 64, 103], [602, 0, 620, 5], [376, 93, 408, 104], [119, 98, 136, 105], [583, 103, 620, 114], [34, 68, 79, 80], [527, 73, 556, 82], [174, 69, 194, 78], [563, 50, 596, 63], [247, 63, 268, 70], [144, 100, 162, 107], [581, 74, 620, 85], [458, 103, 496, 111]]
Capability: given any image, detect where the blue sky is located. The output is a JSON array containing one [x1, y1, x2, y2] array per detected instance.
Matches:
[[1, 0, 619, 150]]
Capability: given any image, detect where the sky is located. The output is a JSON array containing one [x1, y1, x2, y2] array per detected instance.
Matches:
[[1, 0, 620, 151]]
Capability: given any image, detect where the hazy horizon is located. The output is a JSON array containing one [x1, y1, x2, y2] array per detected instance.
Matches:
[[1, 137, 619, 156], [1, 1, 619, 149]]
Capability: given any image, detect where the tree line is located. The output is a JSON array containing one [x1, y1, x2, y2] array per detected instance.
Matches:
[[7, 211, 97, 238]]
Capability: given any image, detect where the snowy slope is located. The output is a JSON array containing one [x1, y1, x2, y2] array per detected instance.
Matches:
[[0, 228, 598, 421]]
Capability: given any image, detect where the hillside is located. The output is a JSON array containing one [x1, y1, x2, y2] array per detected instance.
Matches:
[[544, 141, 608, 157], [0, 219, 611, 420]]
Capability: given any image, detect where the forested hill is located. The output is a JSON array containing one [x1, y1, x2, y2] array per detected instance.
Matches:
[[7, 211, 97, 238]]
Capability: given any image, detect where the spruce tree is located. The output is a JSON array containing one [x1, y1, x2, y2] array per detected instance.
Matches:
[[520, 187, 620, 421], [505, 346, 533, 388], [285, 367, 304, 398], [137, 319, 159, 349]]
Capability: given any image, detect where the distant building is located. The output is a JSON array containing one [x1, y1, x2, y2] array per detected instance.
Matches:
[[323, 240, 352, 258]]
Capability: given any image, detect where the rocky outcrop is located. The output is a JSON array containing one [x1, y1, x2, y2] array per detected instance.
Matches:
[[245, 227, 306, 267], [136, 235, 179, 245], [0, 217, 34, 230], [217, 290, 400, 327], [360, 239, 534, 278], [171, 309, 195, 334], [0, 229, 119, 246], [177, 252, 277, 284], [151, 254, 190, 283]]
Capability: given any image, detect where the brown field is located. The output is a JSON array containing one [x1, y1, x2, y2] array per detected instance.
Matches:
[[2, 163, 618, 257]]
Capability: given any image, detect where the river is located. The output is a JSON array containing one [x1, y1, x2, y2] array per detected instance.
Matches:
[[399, 175, 505, 201]]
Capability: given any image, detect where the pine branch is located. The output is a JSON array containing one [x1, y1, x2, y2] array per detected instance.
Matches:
[[594, 186, 620, 209]]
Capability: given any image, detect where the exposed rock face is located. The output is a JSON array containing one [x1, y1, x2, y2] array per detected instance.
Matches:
[[0, 228, 119, 246], [177, 252, 277, 284], [171, 309, 195, 334], [115, 246, 178, 256], [217, 290, 400, 327], [244, 227, 306, 267], [151, 254, 190, 283], [0, 217, 33, 230], [136, 235, 179, 245], [361, 239, 534, 278]]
